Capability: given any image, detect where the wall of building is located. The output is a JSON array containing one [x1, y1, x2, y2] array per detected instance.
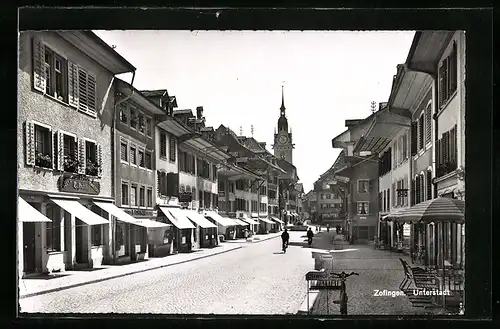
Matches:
[[155, 126, 178, 173], [349, 161, 379, 227], [18, 31, 114, 197]]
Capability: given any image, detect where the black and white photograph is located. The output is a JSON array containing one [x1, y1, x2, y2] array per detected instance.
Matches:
[[17, 27, 468, 316]]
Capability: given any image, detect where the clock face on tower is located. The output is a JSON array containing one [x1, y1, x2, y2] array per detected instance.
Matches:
[[279, 135, 288, 144]]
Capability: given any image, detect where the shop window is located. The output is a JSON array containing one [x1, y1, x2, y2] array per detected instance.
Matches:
[[119, 103, 128, 124], [34, 124, 52, 168], [145, 151, 152, 169], [130, 145, 137, 165], [138, 149, 145, 167], [146, 117, 152, 137], [357, 180, 369, 193], [139, 186, 145, 207], [121, 182, 129, 206], [147, 187, 153, 207], [120, 141, 128, 162], [130, 184, 137, 207], [85, 140, 98, 176], [62, 134, 78, 173], [45, 204, 61, 252], [357, 201, 369, 215], [91, 225, 102, 246]]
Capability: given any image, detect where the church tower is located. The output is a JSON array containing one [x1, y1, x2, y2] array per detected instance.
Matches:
[[272, 86, 294, 163]]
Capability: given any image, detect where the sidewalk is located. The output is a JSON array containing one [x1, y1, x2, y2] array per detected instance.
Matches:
[[19, 243, 242, 299]]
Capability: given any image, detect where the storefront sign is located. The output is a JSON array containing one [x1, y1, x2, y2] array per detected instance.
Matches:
[[58, 176, 100, 195], [124, 209, 157, 217], [403, 223, 411, 237]]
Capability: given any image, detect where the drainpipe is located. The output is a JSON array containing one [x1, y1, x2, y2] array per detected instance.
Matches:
[[111, 70, 136, 263]]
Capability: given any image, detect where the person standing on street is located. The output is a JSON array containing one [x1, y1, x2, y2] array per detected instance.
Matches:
[[281, 228, 290, 253], [307, 227, 314, 247]]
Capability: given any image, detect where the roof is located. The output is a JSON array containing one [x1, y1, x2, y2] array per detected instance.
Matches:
[[114, 78, 166, 116], [239, 137, 267, 153], [173, 109, 194, 115], [200, 127, 214, 132], [140, 89, 168, 98]]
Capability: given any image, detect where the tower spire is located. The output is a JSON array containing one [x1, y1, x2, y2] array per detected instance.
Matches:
[[280, 85, 286, 112]]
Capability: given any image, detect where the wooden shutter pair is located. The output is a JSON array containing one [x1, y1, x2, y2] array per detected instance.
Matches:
[[24, 121, 57, 170], [449, 125, 457, 168], [438, 59, 448, 108], [411, 179, 415, 206], [425, 105, 432, 144], [32, 37, 94, 111], [426, 170, 432, 200]]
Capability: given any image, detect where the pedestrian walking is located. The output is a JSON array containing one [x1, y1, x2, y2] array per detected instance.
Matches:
[[281, 228, 290, 253], [307, 227, 314, 247]]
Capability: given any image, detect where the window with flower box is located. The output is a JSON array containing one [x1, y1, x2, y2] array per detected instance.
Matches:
[[43, 47, 68, 102], [357, 201, 369, 215], [84, 141, 98, 176], [61, 133, 78, 173], [27, 122, 54, 169]]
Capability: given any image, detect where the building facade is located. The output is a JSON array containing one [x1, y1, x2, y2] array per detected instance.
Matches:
[[18, 31, 135, 276]]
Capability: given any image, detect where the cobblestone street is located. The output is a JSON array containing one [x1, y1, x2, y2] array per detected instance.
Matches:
[[308, 231, 429, 316], [19, 232, 315, 315]]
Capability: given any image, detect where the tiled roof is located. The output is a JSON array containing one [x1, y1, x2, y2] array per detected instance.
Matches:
[[200, 127, 214, 132]]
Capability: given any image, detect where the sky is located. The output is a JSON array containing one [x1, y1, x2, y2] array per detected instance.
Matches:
[[94, 30, 415, 193]]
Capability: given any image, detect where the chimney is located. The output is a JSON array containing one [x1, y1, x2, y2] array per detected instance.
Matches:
[[196, 106, 203, 120]]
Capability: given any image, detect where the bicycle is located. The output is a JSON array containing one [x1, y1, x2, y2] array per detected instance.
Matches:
[[329, 271, 359, 315], [410, 246, 425, 264]]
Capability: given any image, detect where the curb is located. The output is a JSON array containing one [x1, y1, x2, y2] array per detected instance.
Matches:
[[20, 245, 242, 299], [296, 291, 320, 315]]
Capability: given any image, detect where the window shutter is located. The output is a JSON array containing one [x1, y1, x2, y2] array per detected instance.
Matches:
[[426, 170, 432, 200], [51, 131, 57, 170], [157, 171, 162, 196], [420, 174, 425, 202], [77, 138, 86, 174], [57, 131, 64, 171], [450, 125, 457, 167], [67, 61, 79, 108], [87, 72, 97, 113], [162, 172, 168, 195], [443, 131, 450, 165], [32, 37, 46, 93], [25, 121, 35, 166], [425, 105, 432, 144], [97, 143, 103, 177], [411, 122, 418, 156], [419, 115, 424, 150], [78, 67, 88, 112], [438, 62, 447, 108], [415, 176, 420, 204], [450, 42, 458, 92], [411, 179, 415, 206]]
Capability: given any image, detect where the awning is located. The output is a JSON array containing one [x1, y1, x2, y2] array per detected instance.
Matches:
[[259, 217, 275, 224], [93, 202, 170, 228], [270, 216, 284, 224], [393, 197, 465, 224], [232, 218, 249, 226], [184, 210, 217, 228], [51, 198, 108, 226], [159, 207, 196, 229], [204, 211, 237, 226], [18, 197, 52, 222], [241, 217, 259, 225]]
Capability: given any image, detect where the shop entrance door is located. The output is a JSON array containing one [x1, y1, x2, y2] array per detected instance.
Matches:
[[23, 222, 36, 273]]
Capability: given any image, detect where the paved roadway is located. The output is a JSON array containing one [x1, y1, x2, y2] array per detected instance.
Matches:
[[309, 231, 430, 315], [20, 232, 315, 315]]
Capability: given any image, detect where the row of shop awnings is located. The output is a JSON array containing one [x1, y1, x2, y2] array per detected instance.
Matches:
[[380, 197, 465, 224]]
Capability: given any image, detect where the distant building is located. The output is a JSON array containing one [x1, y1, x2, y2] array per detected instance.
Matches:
[[272, 86, 294, 164]]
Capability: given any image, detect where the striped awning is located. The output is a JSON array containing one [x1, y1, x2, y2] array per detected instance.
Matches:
[[270, 216, 284, 224], [393, 197, 465, 223], [241, 217, 259, 225], [259, 217, 274, 224], [232, 218, 249, 226]]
